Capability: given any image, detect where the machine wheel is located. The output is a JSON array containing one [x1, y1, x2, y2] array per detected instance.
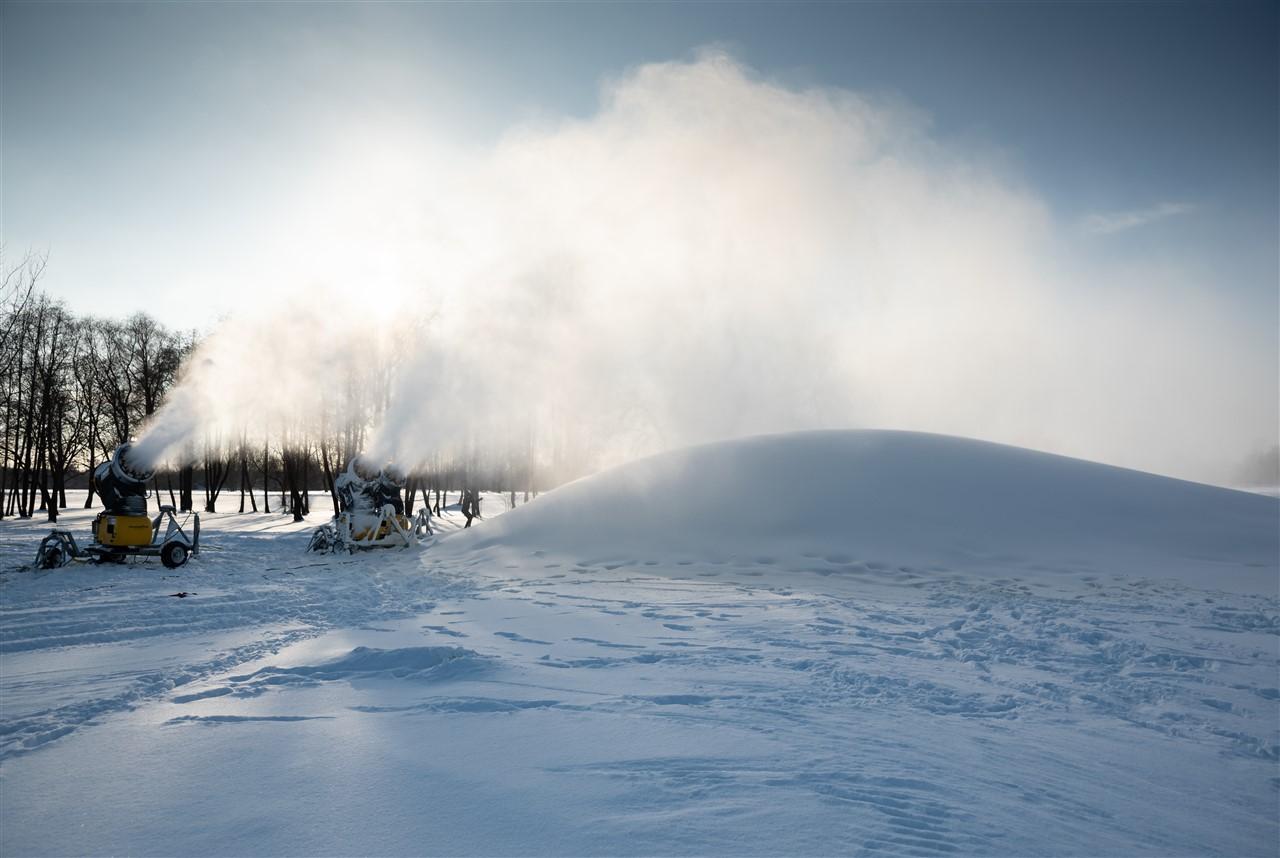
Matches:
[[161, 541, 190, 569], [307, 524, 337, 553], [35, 535, 70, 569]]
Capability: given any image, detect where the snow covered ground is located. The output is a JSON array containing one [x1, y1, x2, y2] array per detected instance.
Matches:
[[1, 431, 1277, 856]]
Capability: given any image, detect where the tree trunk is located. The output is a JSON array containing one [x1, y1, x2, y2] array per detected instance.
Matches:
[[319, 442, 338, 518], [239, 451, 257, 513], [179, 465, 193, 512], [261, 443, 271, 513], [42, 473, 56, 522], [84, 450, 97, 508], [204, 456, 231, 513]]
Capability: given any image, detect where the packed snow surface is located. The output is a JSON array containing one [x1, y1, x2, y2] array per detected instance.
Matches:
[[1, 430, 1277, 856]]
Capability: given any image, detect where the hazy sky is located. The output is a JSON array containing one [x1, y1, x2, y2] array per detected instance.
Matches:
[[3, 1, 1275, 324], [2, 1, 1277, 485]]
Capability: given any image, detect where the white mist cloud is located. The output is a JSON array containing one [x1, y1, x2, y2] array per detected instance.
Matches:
[[136, 52, 1275, 487]]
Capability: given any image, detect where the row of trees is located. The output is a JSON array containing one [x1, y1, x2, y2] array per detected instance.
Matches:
[[0, 252, 544, 525], [1, 252, 195, 522]]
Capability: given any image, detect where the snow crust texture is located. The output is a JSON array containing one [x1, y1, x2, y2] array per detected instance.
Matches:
[[1, 431, 1277, 856]]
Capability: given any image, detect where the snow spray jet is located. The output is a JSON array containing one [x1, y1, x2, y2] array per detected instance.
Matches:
[[132, 295, 422, 469], [130, 373, 209, 469], [136, 52, 1275, 486]]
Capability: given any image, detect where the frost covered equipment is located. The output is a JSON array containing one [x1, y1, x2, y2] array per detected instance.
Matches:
[[35, 443, 200, 570], [307, 459, 432, 554]]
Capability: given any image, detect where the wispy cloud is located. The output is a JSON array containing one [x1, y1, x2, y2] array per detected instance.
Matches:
[[1080, 201, 1195, 235]]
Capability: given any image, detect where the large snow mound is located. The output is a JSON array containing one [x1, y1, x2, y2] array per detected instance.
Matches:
[[450, 430, 1278, 589]]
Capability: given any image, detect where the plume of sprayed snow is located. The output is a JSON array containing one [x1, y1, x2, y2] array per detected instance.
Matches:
[[134, 52, 1276, 486]]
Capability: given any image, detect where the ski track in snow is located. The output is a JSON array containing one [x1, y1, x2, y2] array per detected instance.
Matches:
[[1, 478, 1277, 856], [0, 506, 474, 761]]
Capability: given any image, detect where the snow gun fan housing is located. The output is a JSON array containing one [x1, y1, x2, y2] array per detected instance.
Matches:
[[93, 443, 152, 516], [34, 443, 200, 570], [308, 458, 431, 554]]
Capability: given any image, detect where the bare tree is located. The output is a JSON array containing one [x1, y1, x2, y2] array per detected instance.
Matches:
[[202, 434, 233, 513], [280, 439, 309, 523], [236, 431, 258, 513]]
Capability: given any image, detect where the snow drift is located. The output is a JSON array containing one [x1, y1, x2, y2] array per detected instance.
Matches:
[[449, 430, 1278, 591]]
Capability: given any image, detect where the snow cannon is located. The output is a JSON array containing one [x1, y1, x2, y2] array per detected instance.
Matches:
[[307, 458, 431, 554], [34, 443, 200, 570]]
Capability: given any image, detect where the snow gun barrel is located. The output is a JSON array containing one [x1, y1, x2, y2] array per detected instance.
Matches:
[[93, 443, 154, 516], [336, 456, 407, 514], [380, 462, 408, 489]]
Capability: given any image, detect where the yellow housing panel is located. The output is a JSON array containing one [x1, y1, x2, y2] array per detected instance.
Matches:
[[95, 514, 153, 547], [350, 516, 411, 542]]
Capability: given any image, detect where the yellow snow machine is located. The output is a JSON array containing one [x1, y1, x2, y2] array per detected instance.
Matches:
[[35, 443, 200, 570], [307, 459, 432, 554]]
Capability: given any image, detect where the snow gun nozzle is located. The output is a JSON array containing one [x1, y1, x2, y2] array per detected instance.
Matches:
[[349, 455, 381, 483], [113, 443, 155, 485], [380, 463, 408, 488]]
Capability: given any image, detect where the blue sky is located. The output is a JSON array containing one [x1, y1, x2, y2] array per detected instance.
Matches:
[[2, 0, 1276, 324]]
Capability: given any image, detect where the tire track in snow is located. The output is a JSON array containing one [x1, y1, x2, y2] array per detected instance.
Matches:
[[0, 539, 474, 761]]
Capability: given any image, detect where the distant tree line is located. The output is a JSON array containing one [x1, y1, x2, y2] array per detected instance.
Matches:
[[0, 252, 545, 525]]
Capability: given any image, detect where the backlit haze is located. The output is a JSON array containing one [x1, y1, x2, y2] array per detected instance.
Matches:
[[3, 2, 1276, 487]]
